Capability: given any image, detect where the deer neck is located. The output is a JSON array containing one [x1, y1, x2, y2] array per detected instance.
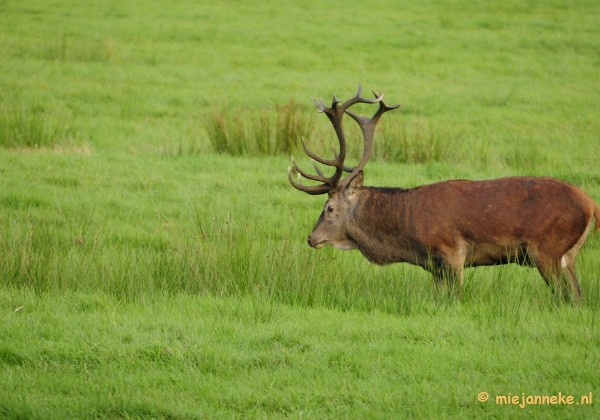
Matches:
[[349, 188, 419, 266]]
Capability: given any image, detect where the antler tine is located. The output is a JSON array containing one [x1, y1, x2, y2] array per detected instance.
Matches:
[[301, 137, 339, 167], [288, 164, 331, 195], [346, 98, 400, 125], [290, 157, 331, 184], [312, 97, 327, 113], [372, 90, 384, 100], [287, 133, 344, 195], [332, 93, 340, 107], [312, 160, 324, 177]]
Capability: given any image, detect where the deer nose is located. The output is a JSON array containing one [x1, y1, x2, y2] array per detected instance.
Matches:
[[307, 235, 320, 248]]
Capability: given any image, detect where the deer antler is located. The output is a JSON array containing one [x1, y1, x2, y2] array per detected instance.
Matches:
[[288, 85, 399, 195]]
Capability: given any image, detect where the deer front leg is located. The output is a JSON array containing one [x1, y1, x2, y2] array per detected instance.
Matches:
[[431, 265, 463, 287], [427, 248, 466, 301], [427, 246, 466, 285]]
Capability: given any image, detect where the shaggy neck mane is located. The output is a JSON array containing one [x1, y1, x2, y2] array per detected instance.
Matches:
[[364, 186, 410, 194]]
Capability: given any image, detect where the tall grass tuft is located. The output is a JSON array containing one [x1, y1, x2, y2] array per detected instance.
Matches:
[[204, 109, 234, 155], [502, 140, 549, 173], [204, 100, 314, 156], [275, 99, 314, 155], [0, 104, 75, 148], [376, 116, 456, 164]]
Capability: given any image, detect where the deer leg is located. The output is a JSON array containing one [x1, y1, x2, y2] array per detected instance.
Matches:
[[428, 250, 465, 302], [431, 266, 462, 285], [533, 219, 591, 303], [442, 246, 466, 288], [560, 249, 584, 304], [532, 253, 570, 302], [431, 265, 463, 302], [563, 261, 582, 303], [557, 220, 592, 303]]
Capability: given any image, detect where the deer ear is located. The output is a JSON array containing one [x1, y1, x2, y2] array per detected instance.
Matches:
[[344, 171, 364, 196]]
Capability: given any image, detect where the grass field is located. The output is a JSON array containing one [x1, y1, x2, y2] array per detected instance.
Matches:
[[1, 0, 600, 418]]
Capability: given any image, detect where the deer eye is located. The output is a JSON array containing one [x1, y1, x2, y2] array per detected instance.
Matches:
[[327, 205, 334, 213]]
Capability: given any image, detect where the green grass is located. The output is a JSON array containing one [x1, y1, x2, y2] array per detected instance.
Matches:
[[1, 0, 600, 417], [1, 289, 599, 418]]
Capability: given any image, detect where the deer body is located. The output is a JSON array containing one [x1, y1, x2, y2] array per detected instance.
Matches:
[[289, 86, 599, 301], [308, 173, 599, 299]]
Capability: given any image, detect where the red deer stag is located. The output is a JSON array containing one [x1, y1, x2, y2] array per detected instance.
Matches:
[[288, 86, 600, 301]]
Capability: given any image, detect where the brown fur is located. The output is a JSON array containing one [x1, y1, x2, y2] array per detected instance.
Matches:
[[308, 174, 599, 301]]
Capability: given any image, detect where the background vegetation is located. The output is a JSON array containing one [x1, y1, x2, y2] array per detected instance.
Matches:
[[1, 0, 599, 417]]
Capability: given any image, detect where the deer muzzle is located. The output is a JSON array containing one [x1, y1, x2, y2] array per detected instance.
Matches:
[[307, 235, 326, 249]]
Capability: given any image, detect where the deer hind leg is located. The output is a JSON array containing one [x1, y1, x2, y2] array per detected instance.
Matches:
[[557, 219, 594, 303], [532, 246, 588, 304], [562, 258, 582, 303], [531, 253, 566, 301]]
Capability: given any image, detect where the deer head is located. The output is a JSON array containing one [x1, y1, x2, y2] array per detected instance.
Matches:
[[288, 85, 399, 249]]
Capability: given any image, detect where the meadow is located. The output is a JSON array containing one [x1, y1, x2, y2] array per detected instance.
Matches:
[[1, 0, 600, 417]]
